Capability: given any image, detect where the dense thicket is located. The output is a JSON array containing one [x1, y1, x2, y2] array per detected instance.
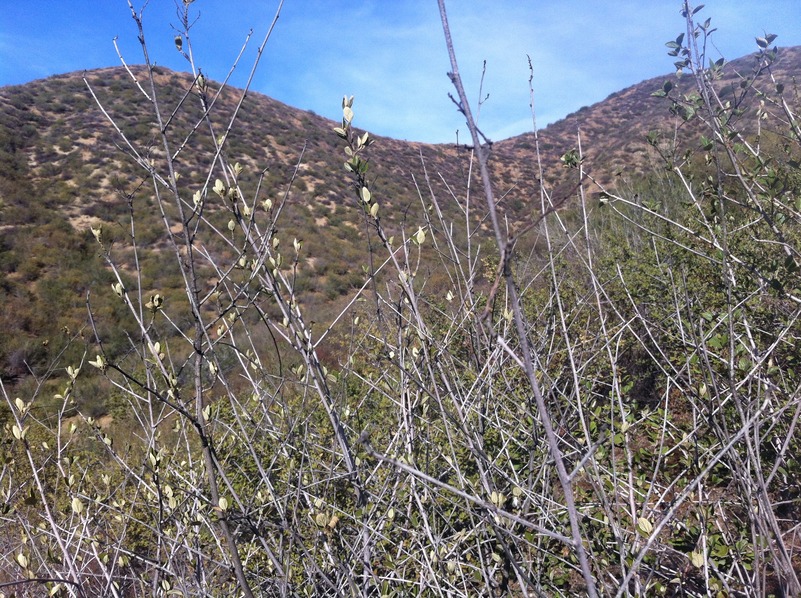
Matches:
[[1, 2, 800, 597]]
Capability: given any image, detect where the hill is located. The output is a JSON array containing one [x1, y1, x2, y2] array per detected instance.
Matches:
[[2, 23, 801, 596], [498, 45, 801, 191], [0, 45, 800, 384]]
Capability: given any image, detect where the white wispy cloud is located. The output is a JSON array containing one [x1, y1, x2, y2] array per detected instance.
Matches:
[[2, 1, 800, 143]]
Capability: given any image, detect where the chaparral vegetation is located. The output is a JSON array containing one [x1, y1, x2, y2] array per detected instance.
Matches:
[[1, 1, 800, 596]]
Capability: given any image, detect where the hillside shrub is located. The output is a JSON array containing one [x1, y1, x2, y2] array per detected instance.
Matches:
[[1, 2, 800, 597]]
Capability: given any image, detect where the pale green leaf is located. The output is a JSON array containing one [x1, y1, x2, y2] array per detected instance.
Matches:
[[343, 106, 354, 124], [637, 516, 653, 535]]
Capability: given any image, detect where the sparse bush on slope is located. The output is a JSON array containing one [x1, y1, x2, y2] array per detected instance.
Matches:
[[1, 2, 800, 597]]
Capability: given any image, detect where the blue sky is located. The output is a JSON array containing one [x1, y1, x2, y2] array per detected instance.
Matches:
[[1, 1, 799, 143]]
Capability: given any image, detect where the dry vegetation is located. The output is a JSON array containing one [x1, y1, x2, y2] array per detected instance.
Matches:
[[1, 2, 801, 597]]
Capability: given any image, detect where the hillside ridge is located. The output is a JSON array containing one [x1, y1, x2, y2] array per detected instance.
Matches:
[[0, 45, 799, 381]]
